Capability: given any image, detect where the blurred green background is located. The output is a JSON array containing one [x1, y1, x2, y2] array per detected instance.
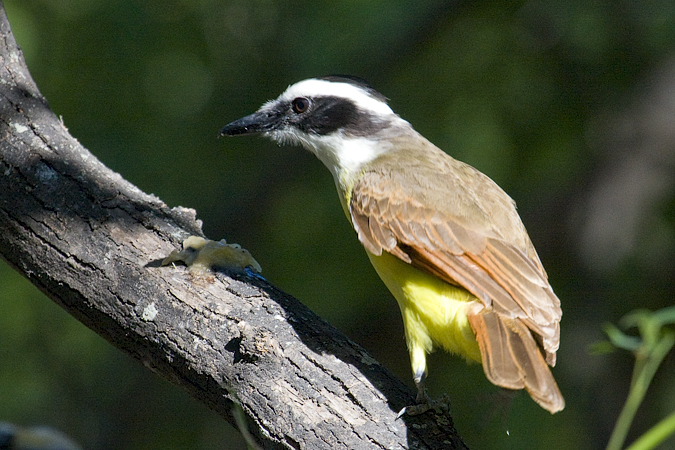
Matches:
[[2, 0, 675, 449]]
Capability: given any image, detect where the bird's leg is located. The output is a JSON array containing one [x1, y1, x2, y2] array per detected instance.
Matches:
[[414, 369, 429, 403]]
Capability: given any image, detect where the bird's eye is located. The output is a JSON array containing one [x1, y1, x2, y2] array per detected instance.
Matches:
[[292, 97, 310, 114]]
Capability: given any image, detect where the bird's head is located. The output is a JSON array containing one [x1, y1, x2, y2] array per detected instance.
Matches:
[[220, 76, 411, 176]]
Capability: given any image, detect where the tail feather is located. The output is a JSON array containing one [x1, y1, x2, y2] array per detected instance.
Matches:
[[468, 309, 565, 413]]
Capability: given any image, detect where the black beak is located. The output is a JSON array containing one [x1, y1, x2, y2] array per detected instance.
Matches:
[[220, 109, 284, 137]]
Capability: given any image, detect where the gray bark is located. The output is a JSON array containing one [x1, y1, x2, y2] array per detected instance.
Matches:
[[0, 3, 468, 449]]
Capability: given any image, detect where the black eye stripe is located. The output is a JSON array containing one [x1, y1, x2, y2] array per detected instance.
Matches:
[[291, 96, 385, 136]]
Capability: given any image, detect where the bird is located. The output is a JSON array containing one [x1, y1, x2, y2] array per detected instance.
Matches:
[[220, 76, 564, 414]]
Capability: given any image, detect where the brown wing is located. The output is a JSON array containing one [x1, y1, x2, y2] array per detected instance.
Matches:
[[349, 144, 564, 413]]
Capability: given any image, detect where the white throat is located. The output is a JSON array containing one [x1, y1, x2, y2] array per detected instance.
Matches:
[[312, 134, 392, 177], [269, 126, 396, 180]]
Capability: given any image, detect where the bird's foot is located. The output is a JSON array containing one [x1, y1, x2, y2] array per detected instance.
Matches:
[[396, 393, 451, 418]]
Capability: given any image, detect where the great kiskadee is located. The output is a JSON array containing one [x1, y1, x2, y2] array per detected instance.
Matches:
[[220, 76, 564, 414]]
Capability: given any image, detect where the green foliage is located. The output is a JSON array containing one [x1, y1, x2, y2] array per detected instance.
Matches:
[[599, 308, 675, 450]]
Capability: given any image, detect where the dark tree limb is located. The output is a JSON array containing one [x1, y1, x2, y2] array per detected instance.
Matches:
[[0, 4, 468, 449]]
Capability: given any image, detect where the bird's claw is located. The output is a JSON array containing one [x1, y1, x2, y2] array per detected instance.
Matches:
[[396, 393, 451, 418]]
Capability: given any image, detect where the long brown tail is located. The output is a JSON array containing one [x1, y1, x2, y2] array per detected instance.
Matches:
[[468, 309, 565, 413]]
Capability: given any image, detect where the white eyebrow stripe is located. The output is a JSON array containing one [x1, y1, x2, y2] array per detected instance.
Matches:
[[276, 78, 394, 116]]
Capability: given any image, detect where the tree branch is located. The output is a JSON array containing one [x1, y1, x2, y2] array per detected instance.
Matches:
[[0, 4, 467, 449]]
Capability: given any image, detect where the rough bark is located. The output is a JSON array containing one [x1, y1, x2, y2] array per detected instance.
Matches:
[[0, 4, 468, 450]]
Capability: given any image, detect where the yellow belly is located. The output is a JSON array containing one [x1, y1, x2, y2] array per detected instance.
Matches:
[[366, 251, 481, 379]]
